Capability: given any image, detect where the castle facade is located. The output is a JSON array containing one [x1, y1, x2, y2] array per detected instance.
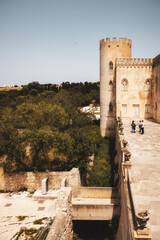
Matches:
[[100, 37, 160, 137]]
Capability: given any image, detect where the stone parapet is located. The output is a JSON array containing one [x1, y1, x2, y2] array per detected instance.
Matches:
[[100, 37, 132, 47], [56, 187, 72, 214], [46, 212, 72, 240], [115, 119, 135, 240], [72, 187, 119, 199], [116, 58, 153, 67], [67, 168, 81, 188], [115, 119, 152, 240], [46, 187, 72, 240]]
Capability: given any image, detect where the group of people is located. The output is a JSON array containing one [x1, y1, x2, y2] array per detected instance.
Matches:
[[131, 120, 144, 134]]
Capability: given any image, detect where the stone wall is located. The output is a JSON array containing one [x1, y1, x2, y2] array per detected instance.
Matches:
[[67, 168, 81, 188], [152, 54, 160, 123], [115, 120, 135, 240], [0, 167, 80, 192], [115, 119, 151, 240], [46, 187, 73, 240], [116, 59, 152, 120], [100, 37, 132, 137], [72, 186, 119, 198]]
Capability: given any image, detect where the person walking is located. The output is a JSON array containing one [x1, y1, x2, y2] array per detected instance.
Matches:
[[141, 120, 144, 134], [139, 120, 142, 132], [131, 120, 136, 133]]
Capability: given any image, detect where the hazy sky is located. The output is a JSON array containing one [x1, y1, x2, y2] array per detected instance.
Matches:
[[0, 0, 160, 86]]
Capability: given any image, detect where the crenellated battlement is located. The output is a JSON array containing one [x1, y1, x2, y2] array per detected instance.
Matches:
[[116, 57, 153, 67], [100, 37, 132, 47]]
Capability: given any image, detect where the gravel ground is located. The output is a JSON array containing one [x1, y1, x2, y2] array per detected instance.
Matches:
[[0, 192, 56, 240]]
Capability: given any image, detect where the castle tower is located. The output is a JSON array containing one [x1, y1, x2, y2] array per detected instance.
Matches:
[[100, 37, 132, 137]]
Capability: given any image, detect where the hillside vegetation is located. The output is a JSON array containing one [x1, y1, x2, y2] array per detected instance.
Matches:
[[0, 81, 112, 185]]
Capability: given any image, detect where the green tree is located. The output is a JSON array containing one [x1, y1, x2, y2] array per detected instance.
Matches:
[[88, 139, 112, 187], [67, 125, 102, 184], [0, 84, 101, 176], [15, 102, 70, 130], [0, 123, 30, 172]]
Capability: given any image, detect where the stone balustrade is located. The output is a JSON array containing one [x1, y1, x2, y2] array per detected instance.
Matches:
[[115, 118, 151, 240]]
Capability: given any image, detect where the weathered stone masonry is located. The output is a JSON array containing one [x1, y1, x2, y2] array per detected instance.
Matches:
[[46, 187, 73, 240], [100, 37, 160, 138], [0, 167, 80, 192]]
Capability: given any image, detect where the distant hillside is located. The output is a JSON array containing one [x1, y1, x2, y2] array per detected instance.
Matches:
[[0, 81, 100, 109]]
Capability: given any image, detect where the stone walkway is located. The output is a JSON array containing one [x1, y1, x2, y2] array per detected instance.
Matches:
[[123, 119, 160, 240]]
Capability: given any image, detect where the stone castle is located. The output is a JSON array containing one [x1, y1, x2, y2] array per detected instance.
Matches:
[[100, 37, 160, 137]]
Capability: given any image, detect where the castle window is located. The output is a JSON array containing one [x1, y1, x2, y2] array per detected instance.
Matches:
[[109, 80, 113, 91], [122, 104, 127, 114], [109, 61, 113, 70], [117, 45, 119, 47], [109, 102, 113, 112], [121, 78, 128, 91], [108, 45, 111, 48], [145, 104, 150, 113], [145, 79, 151, 91], [132, 104, 140, 117]]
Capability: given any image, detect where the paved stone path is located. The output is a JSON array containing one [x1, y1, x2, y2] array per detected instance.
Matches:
[[0, 192, 56, 240], [123, 119, 160, 240]]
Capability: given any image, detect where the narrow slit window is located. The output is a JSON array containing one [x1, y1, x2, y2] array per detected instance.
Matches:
[[109, 102, 113, 112], [109, 80, 113, 91], [109, 61, 113, 70]]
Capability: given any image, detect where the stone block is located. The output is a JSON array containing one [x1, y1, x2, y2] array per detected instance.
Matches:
[[133, 228, 152, 239], [42, 177, 48, 195]]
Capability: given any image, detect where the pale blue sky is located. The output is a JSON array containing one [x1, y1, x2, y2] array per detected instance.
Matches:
[[0, 0, 160, 86]]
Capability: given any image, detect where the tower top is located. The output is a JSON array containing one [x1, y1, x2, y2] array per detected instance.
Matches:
[[100, 37, 132, 48]]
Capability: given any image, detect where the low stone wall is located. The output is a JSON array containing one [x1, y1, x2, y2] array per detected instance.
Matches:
[[67, 168, 81, 188], [72, 187, 119, 199], [115, 120, 135, 240], [46, 187, 73, 240], [0, 167, 80, 192], [115, 119, 151, 240]]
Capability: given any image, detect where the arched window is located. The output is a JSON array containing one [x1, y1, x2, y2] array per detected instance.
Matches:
[[121, 78, 128, 91], [109, 80, 113, 91], [145, 79, 151, 91], [109, 61, 113, 70], [109, 102, 113, 112]]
